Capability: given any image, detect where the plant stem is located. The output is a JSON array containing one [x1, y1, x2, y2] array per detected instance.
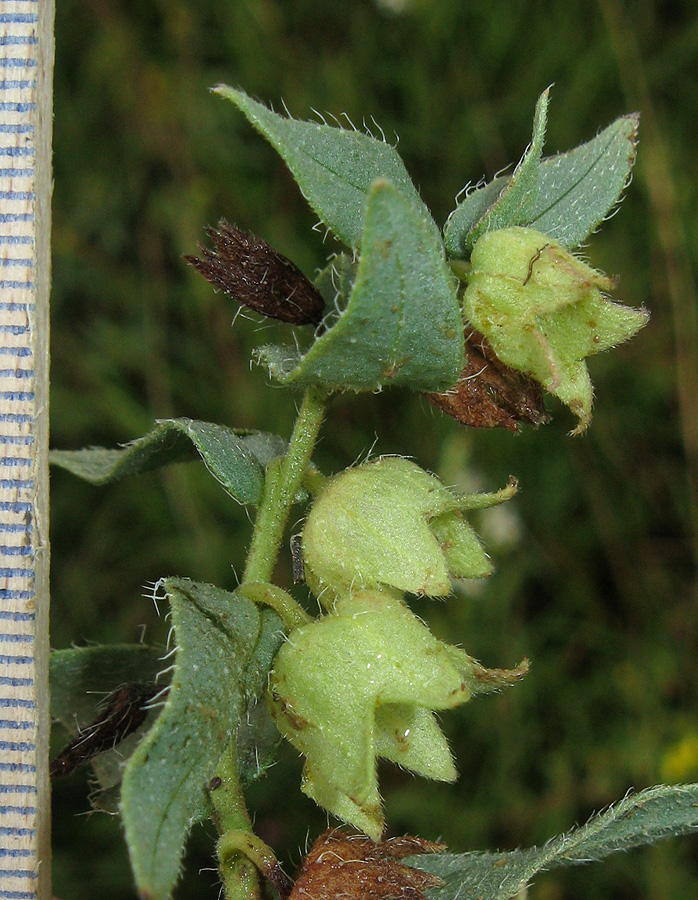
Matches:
[[210, 746, 262, 900], [213, 386, 327, 900], [243, 385, 328, 583]]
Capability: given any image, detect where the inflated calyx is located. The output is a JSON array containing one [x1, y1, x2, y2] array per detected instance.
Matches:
[[268, 589, 527, 840], [268, 457, 526, 839], [301, 456, 517, 606], [462, 226, 649, 433]]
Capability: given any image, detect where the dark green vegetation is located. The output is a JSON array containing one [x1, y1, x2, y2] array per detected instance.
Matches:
[[50, 2, 698, 898]]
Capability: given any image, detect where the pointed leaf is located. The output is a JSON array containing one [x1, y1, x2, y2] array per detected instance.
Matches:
[[408, 784, 698, 900], [457, 89, 549, 256], [444, 89, 549, 257], [529, 112, 639, 248], [216, 85, 435, 249], [120, 578, 284, 900], [445, 110, 638, 258], [443, 176, 508, 257], [257, 179, 463, 392], [50, 418, 288, 505]]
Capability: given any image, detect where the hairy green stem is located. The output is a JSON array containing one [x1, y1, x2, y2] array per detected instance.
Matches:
[[214, 386, 327, 900], [210, 747, 262, 900], [244, 386, 328, 583]]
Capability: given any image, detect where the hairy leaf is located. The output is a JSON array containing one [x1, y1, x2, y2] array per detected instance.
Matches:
[[257, 178, 463, 392], [408, 784, 698, 900], [443, 176, 508, 257], [50, 644, 279, 816], [445, 109, 638, 257], [50, 418, 288, 506], [529, 112, 639, 248], [120, 578, 284, 900], [444, 89, 549, 257], [463, 89, 549, 252], [216, 85, 435, 249]]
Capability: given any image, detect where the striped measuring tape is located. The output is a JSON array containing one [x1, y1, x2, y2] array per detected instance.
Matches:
[[0, 2, 53, 900]]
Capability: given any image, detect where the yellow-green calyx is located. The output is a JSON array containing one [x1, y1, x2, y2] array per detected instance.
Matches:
[[301, 456, 517, 606], [267, 458, 524, 838], [462, 226, 649, 433], [267, 590, 528, 840]]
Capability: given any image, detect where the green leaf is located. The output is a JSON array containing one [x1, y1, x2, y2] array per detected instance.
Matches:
[[50, 418, 288, 506], [120, 578, 284, 900], [408, 784, 698, 900], [529, 112, 639, 248], [257, 178, 463, 392], [50, 644, 163, 733], [448, 89, 549, 256], [444, 107, 638, 257], [215, 85, 435, 249], [443, 175, 509, 257], [50, 643, 278, 814]]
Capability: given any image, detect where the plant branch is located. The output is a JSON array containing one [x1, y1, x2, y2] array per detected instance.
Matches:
[[211, 386, 327, 900], [210, 747, 262, 900], [243, 385, 328, 584]]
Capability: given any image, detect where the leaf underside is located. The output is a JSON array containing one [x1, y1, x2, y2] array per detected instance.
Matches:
[[120, 578, 284, 900], [257, 178, 463, 392], [444, 106, 638, 257], [50, 644, 163, 733], [216, 85, 436, 250], [408, 783, 698, 900], [49, 418, 288, 506]]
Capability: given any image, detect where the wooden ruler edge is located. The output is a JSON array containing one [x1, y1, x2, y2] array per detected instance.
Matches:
[[34, 2, 55, 897]]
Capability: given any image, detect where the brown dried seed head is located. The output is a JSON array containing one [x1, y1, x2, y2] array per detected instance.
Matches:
[[426, 330, 550, 430], [289, 830, 445, 900], [185, 219, 325, 326], [50, 682, 161, 779]]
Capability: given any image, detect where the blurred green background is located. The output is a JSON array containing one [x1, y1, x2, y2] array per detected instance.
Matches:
[[49, 0, 698, 898]]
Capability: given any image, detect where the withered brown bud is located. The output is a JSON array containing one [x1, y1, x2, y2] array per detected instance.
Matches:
[[289, 830, 445, 900], [185, 219, 325, 326], [50, 682, 161, 778], [426, 330, 549, 431]]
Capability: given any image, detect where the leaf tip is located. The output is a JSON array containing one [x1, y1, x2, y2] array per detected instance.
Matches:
[[211, 82, 235, 99]]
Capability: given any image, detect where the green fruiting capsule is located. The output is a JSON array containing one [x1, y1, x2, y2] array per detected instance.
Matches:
[[267, 590, 528, 839], [462, 226, 649, 433], [301, 456, 517, 606]]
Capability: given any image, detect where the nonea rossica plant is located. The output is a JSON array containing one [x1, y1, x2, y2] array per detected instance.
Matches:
[[50, 87, 698, 900]]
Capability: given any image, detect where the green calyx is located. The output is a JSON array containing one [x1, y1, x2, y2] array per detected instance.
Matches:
[[267, 590, 527, 840], [268, 457, 525, 838], [301, 456, 517, 606], [462, 226, 649, 433]]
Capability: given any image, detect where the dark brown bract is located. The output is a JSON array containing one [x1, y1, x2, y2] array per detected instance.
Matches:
[[185, 220, 325, 326], [426, 329, 549, 430], [50, 682, 161, 778]]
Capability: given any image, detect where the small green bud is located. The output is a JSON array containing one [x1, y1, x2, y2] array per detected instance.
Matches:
[[267, 590, 527, 839], [462, 226, 649, 433], [301, 457, 516, 605]]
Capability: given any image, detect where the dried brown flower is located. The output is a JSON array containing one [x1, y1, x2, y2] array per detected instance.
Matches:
[[288, 830, 445, 900], [50, 682, 160, 778], [185, 220, 325, 326], [426, 329, 549, 430]]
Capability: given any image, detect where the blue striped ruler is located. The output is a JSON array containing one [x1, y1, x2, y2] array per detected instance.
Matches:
[[0, 2, 52, 900]]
